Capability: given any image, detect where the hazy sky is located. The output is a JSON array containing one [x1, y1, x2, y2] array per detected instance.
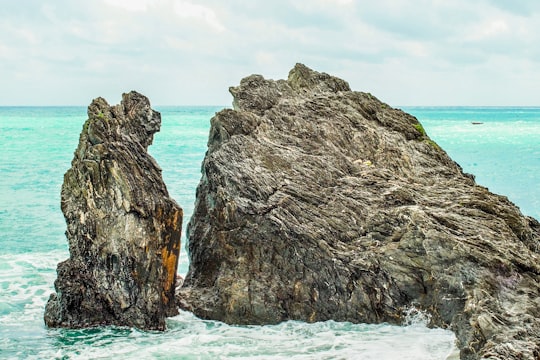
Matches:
[[2, 0, 540, 106]]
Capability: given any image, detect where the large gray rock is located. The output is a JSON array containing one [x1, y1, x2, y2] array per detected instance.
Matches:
[[178, 64, 540, 359], [45, 91, 182, 331]]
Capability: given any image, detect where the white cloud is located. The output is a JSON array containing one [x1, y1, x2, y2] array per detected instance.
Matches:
[[103, 0, 157, 12], [0, 0, 539, 105], [255, 51, 278, 68], [309, 0, 353, 5], [401, 41, 429, 57], [468, 19, 509, 41], [173, 1, 225, 32]]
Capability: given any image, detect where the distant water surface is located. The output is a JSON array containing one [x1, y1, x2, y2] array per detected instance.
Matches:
[[1, 105, 538, 359], [405, 106, 540, 220]]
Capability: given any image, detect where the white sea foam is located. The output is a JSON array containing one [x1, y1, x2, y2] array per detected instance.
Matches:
[[0, 251, 457, 360], [25, 310, 457, 360], [0, 251, 64, 319]]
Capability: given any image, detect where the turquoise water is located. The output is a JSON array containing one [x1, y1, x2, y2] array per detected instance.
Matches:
[[404, 107, 540, 220], [1, 105, 538, 359]]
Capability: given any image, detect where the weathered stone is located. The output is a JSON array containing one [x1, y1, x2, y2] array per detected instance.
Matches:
[[178, 64, 540, 359], [45, 91, 182, 331]]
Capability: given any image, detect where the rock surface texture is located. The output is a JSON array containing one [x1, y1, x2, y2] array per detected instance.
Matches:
[[178, 64, 540, 359], [45, 91, 182, 331]]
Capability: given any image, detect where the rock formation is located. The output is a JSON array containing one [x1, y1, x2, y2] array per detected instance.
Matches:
[[45, 91, 182, 331], [178, 64, 540, 359]]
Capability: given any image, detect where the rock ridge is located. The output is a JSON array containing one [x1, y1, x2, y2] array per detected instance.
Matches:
[[45, 91, 182, 331], [179, 64, 540, 359]]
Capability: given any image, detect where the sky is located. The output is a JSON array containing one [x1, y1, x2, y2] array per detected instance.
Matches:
[[1, 0, 540, 106]]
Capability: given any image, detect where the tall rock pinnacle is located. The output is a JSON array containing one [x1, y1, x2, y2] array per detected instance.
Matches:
[[178, 64, 540, 359], [45, 91, 182, 331]]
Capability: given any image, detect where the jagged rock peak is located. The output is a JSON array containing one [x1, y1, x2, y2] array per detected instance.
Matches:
[[45, 91, 183, 331], [287, 63, 350, 92], [229, 63, 350, 114], [179, 64, 540, 359]]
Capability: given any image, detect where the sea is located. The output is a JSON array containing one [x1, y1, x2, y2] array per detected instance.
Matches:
[[1, 105, 538, 359]]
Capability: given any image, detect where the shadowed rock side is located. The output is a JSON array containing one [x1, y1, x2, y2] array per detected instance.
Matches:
[[45, 91, 182, 331], [178, 64, 540, 359]]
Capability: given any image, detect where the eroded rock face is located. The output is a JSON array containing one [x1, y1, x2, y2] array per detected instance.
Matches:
[[45, 91, 182, 331], [178, 64, 540, 359]]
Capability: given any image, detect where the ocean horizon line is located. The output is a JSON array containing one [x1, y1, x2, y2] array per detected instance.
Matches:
[[1, 104, 540, 109]]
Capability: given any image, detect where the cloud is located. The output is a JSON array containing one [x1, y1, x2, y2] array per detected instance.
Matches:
[[487, 0, 540, 16], [470, 19, 510, 40], [0, 0, 539, 105], [173, 1, 225, 32], [103, 0, 157, 12]]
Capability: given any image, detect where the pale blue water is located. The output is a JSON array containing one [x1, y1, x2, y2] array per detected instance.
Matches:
[[1, 105, 538, 359], [404, 107, 540, 220]]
